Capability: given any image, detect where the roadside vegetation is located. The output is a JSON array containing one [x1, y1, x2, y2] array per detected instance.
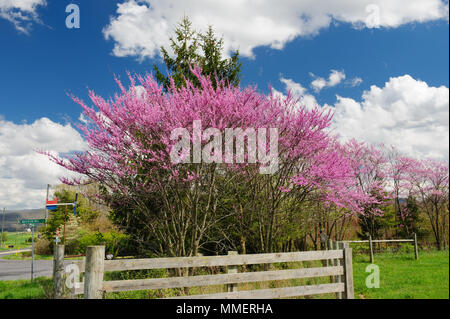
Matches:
[[1, 252, 83, 260]]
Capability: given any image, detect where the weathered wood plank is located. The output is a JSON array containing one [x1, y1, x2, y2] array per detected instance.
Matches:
[[53, 245, 65, 299], [373, 239, 414, 243], [84, 246, 105, 299], [101, 266, 344, 292], [344, 239, 414, 243], [73, 250, 343, 273], [73, 285, 84, 295], [337, 242, 346, 298], [343, 247, 354, 299], [333, 241, 342, 299], [414, 233, 419, 260], [227, 251, 238, 293], [369, 235, 374, 263], [70, 260, 84, 273], [105, 250, 344, 272], [165, 283, 345, 299]]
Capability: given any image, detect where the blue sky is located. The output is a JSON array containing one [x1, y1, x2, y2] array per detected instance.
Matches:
[[0, 0, 448, 209]]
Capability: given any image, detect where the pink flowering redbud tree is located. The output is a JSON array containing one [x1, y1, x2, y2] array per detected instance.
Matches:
[[43, 68, 371, 256], [403, 158, 449, 250], [298, 139, 382, 244], [340, 140, 392, 238], [386, 148, 424, 237]]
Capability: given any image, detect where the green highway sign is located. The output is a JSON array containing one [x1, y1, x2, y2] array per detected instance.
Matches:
[[20, 219, 46, 225]]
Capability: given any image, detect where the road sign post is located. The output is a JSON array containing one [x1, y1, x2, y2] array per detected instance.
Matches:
[[20, 219, 46, 225], [31, 226, 34, 283], [45, 184, 50, 220], [19, 219, 45, 283]]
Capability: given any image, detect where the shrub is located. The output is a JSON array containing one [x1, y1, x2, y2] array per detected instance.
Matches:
[[77, 231, 129, 256], [21, 251, 32, 257], [351, 243, 370, 255], [397, 243, 414, 254], [35, 238, 52, 255]]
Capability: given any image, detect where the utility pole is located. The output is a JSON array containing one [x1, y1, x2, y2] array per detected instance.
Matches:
[[31, 225, 35, 283], [63, 205, 67, 245], [45, 184, 50, 220], [1, 208, 5, 248]]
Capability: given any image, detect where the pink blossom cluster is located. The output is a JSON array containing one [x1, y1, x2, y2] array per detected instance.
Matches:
[[41, 68, 449, 218]]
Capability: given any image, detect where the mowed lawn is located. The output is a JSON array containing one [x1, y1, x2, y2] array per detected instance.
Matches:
[[0, 232, 32, 251], [0, 250, 448, 299], [0, 278, 52, 299], [353, 250, 449, 299]]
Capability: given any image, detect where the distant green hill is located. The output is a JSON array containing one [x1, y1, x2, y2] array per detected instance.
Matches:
[[1, 209, 45, 232]]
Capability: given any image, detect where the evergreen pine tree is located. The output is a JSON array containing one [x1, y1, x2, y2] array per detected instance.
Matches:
[[153, 17, 241, 90]]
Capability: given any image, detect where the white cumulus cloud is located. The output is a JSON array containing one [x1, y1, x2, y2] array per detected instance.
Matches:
[[102, 0, 449, 60], [348, 77, 363, 87], [311, 70, 346, 92], [0, 0, 46, 34], [277, 74, 449, 160], [331, 75, 449, 160], [0, 117, 86, 209], [279, 77, 319, 110]]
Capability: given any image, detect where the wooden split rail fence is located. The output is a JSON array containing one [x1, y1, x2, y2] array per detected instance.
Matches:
[[341, 233, 419, 263], [53, 243, 354, 299]]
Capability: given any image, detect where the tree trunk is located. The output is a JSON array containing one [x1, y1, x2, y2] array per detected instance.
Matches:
[[240, 235, 246, 255]]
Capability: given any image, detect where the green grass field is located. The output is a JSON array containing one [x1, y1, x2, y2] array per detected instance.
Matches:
[[0, 232, 32, 251], [0, 278, 52, 299], [353, 250, 449, 299], [0, 250, 448, 299]]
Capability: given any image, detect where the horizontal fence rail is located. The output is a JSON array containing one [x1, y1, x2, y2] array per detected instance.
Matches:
[[73, 266, 344, 294], [166, 283, 346, 299], [343, 234, 419, 262], [71, 250, 344, 273], [54, 244, 354, 299], [343, 239, 414, 243]]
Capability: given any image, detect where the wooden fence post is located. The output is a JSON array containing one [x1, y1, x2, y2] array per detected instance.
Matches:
[[369, 235, 374, 263], [414, 233, 419, 260], [327, 239, 334, 283], [227, 251, 238, 293], [84, 246, 105, 299], [53, 244, 65, 299], [334, 241, 342, 299], [343, 243, 354, 299]]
